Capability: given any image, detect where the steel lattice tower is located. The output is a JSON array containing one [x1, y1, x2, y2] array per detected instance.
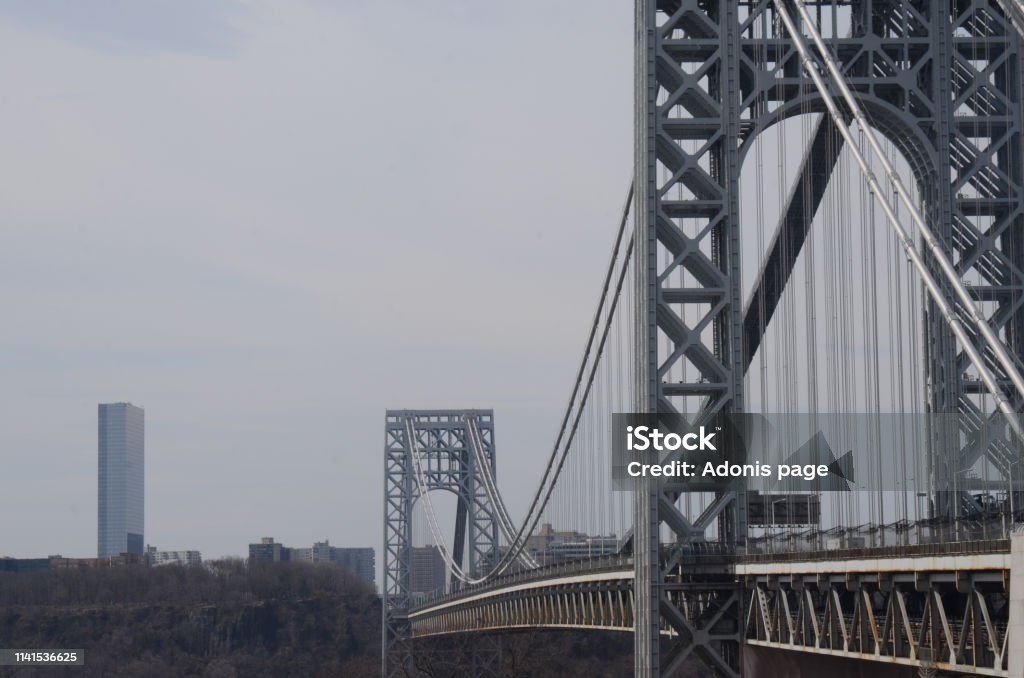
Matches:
[[382, 410, 500, 677], [633, 1, 1024, 675]]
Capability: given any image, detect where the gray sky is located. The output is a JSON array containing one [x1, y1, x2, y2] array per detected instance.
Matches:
[[0, 1, 633, 562]]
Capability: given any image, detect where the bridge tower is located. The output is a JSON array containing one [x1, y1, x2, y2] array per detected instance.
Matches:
[[633, 1, 1024, 675], [382, 409, 501, 677]]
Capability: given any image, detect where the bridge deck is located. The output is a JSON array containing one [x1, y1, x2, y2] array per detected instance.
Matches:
[[410, 539, 1014, 676]]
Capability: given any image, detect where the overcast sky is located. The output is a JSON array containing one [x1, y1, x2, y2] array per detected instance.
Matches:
[[0, 1, 633, 563]]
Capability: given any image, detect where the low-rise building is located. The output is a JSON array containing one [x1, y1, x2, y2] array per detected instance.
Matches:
[[247, 537, 375, 587], [0, 557, 51, 573], [145, 545, 201, 566], [49, 553, 144, 569], [249, 537, 291, 562]]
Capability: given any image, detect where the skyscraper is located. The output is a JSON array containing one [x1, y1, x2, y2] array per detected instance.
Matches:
[[97, 403, 144, 557]]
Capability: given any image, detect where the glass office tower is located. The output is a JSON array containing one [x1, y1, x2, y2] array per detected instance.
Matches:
[[97, 402, 144, 557]]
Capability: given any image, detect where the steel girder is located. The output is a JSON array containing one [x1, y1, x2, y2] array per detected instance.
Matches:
[[635, 1, 1024, 675], [745, 577, 1010, 675], [382, 410, 500, 678]]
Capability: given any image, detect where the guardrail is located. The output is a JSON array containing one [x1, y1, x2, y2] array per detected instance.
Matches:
[[740, 537, 1010, 564]]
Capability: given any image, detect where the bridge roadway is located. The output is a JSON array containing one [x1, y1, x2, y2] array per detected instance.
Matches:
[[409, 538, 1018, 676]]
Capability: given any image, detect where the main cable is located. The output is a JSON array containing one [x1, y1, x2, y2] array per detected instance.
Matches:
[[469, 183, 636, 579]]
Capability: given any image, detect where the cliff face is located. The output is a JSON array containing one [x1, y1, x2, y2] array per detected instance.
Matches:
[[0, 560, 380, 677]]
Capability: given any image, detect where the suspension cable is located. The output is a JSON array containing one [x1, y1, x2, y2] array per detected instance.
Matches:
[[463, 415, 539, 568], [470, 184, 636, 578]]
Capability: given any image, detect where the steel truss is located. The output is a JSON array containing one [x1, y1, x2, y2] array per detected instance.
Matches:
[[408, 544, 1014, 677], [634, 0, 1024, 675], [745, 571, 1010, 675], [382, 410, 500, 678]]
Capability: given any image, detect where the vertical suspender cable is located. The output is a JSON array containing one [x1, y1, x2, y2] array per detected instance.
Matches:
[[783, 1, 1024, 402], [772, 1, 1024, 446]]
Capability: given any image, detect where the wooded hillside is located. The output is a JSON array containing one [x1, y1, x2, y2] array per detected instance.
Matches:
[[0, 560, 379, 676]]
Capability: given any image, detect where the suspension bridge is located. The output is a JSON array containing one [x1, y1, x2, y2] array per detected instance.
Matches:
[[383, 1, 1024, 676]]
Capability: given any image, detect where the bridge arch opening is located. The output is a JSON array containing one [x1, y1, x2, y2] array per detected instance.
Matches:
[[737, 111, 926, 412], [734, 99, 1018, 541], [410, 487, 462, 595]]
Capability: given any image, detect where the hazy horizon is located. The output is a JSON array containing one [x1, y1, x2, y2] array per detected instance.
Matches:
[[0, 1, 633, 569]]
